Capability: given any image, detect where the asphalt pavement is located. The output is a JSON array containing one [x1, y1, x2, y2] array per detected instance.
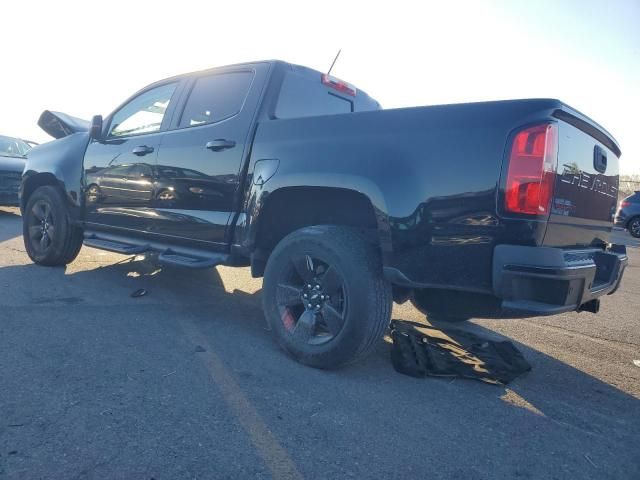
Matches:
[[1, 207, 639, 479]]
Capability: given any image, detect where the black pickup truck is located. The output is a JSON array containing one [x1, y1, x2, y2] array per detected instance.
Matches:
[[21, 60, 627, 368]]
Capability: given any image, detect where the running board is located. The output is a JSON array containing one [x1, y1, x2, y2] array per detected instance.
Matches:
[[84, 235, 149, 254], [158, 250, 227, 269], [83, 232, 228, 269]]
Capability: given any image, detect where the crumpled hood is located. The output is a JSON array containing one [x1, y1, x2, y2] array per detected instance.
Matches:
[[38, 110, 90, 139], [0, 155, 26, 173]]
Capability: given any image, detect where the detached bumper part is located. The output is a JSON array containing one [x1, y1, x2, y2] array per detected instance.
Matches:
[[493, 244, 627, 315]]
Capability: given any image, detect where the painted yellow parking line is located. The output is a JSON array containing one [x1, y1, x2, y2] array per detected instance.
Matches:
[[180, 320, 303, 480]]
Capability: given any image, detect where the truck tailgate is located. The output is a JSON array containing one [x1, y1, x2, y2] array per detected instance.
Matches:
[[544, 110, 620, 247]]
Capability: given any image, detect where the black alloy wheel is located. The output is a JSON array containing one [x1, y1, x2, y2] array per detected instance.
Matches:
[[276, 254, 347, 345], [26, 199, 56, 254], [262, 225, 392, 369], [23, 186, 84, 266]]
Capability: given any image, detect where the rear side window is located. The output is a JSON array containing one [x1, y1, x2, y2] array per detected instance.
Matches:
[[179, 71, 254, 128], [275, 70, 353, 119]]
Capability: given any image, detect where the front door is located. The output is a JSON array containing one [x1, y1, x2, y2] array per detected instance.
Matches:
[[83, 81, 179, 233], [152, 65, 267, 245]]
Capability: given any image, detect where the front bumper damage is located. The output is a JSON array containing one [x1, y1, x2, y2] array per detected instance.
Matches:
[[493, 244, 627, 316]]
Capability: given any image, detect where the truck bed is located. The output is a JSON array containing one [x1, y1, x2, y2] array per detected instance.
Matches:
[[252, 98, 620, 294]]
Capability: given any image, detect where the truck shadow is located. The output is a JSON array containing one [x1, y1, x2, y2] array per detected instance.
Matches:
[[4, 252, 639, 401]]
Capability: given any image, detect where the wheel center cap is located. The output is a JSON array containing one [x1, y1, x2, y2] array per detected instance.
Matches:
[[302, 283, 327, 311]]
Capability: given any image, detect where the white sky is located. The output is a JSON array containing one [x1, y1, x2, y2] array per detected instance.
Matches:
[[2, 0, 638, 173]]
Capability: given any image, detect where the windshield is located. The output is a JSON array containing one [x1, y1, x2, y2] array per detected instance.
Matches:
[[0, 135, 32, 157]]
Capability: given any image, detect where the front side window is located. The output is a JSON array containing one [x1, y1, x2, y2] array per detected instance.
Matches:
[[109, 83, 177, 137], [179, 71, 254, 128]]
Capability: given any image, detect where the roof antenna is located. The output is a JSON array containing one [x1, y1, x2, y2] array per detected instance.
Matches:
[[327, 49, 342, 76]]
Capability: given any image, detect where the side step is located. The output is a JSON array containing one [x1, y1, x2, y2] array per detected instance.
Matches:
[[84, 235, 149, 254], [158, 250, 227, 269], [83, 232, 228, 269]]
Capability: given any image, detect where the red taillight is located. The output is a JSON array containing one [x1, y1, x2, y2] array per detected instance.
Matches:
[[620, 201, 630, 208], [504, 123, 558, 215], [321, 73, 356, 96]]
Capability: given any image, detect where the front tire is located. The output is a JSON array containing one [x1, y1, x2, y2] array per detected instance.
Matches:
[[23, 186, 83, 266], [262, 226, 392, 369], [628, 216, 640, 238]]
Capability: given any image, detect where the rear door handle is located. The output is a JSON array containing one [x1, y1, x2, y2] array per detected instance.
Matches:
[[132, 145, 154, 156], [206, 139, 236, 151]]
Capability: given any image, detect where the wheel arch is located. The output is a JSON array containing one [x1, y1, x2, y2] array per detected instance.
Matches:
[[20, 131, 89, 216], [250, 186, 386, 277], [21, 172, 65, 213]]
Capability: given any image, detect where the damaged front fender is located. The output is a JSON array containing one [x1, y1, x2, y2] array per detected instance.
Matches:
[[21, 131, 90, 218]]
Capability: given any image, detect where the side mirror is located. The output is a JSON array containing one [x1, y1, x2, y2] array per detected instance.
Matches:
[[89, 115, 103, 140]]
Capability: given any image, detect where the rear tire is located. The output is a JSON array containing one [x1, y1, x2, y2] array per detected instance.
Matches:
[[628, 216, 640, 238], [23, 186, 83, 266], [262, 226, 392, 369]]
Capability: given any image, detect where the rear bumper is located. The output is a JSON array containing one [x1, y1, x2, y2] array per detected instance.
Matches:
[[493, 244, 627, 315]]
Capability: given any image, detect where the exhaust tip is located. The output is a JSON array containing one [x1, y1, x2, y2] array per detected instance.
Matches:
[[578, 299, 600, 314]]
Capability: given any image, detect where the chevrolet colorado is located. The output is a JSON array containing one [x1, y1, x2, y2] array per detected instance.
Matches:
[[21, 60, 627, 368]]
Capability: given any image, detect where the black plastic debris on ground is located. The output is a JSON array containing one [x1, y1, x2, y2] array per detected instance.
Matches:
[[390, 320, 531, 385]]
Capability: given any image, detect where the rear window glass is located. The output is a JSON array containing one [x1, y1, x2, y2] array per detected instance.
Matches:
[[275, 70, 353, 119], [179, 71, 254, 128]]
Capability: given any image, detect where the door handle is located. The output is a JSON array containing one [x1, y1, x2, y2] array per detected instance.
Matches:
[[206, 139, 236, 151], [132, 145, 154, 156]]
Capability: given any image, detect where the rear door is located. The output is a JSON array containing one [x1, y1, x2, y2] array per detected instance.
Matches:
[[544, 111, 620, 247], [151, 63, 270, 245]]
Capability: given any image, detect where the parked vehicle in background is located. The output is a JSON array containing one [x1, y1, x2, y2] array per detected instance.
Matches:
[[0, 135, 35, 206], [19, 60, 628, 368], [616, 191, 640, 238]]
